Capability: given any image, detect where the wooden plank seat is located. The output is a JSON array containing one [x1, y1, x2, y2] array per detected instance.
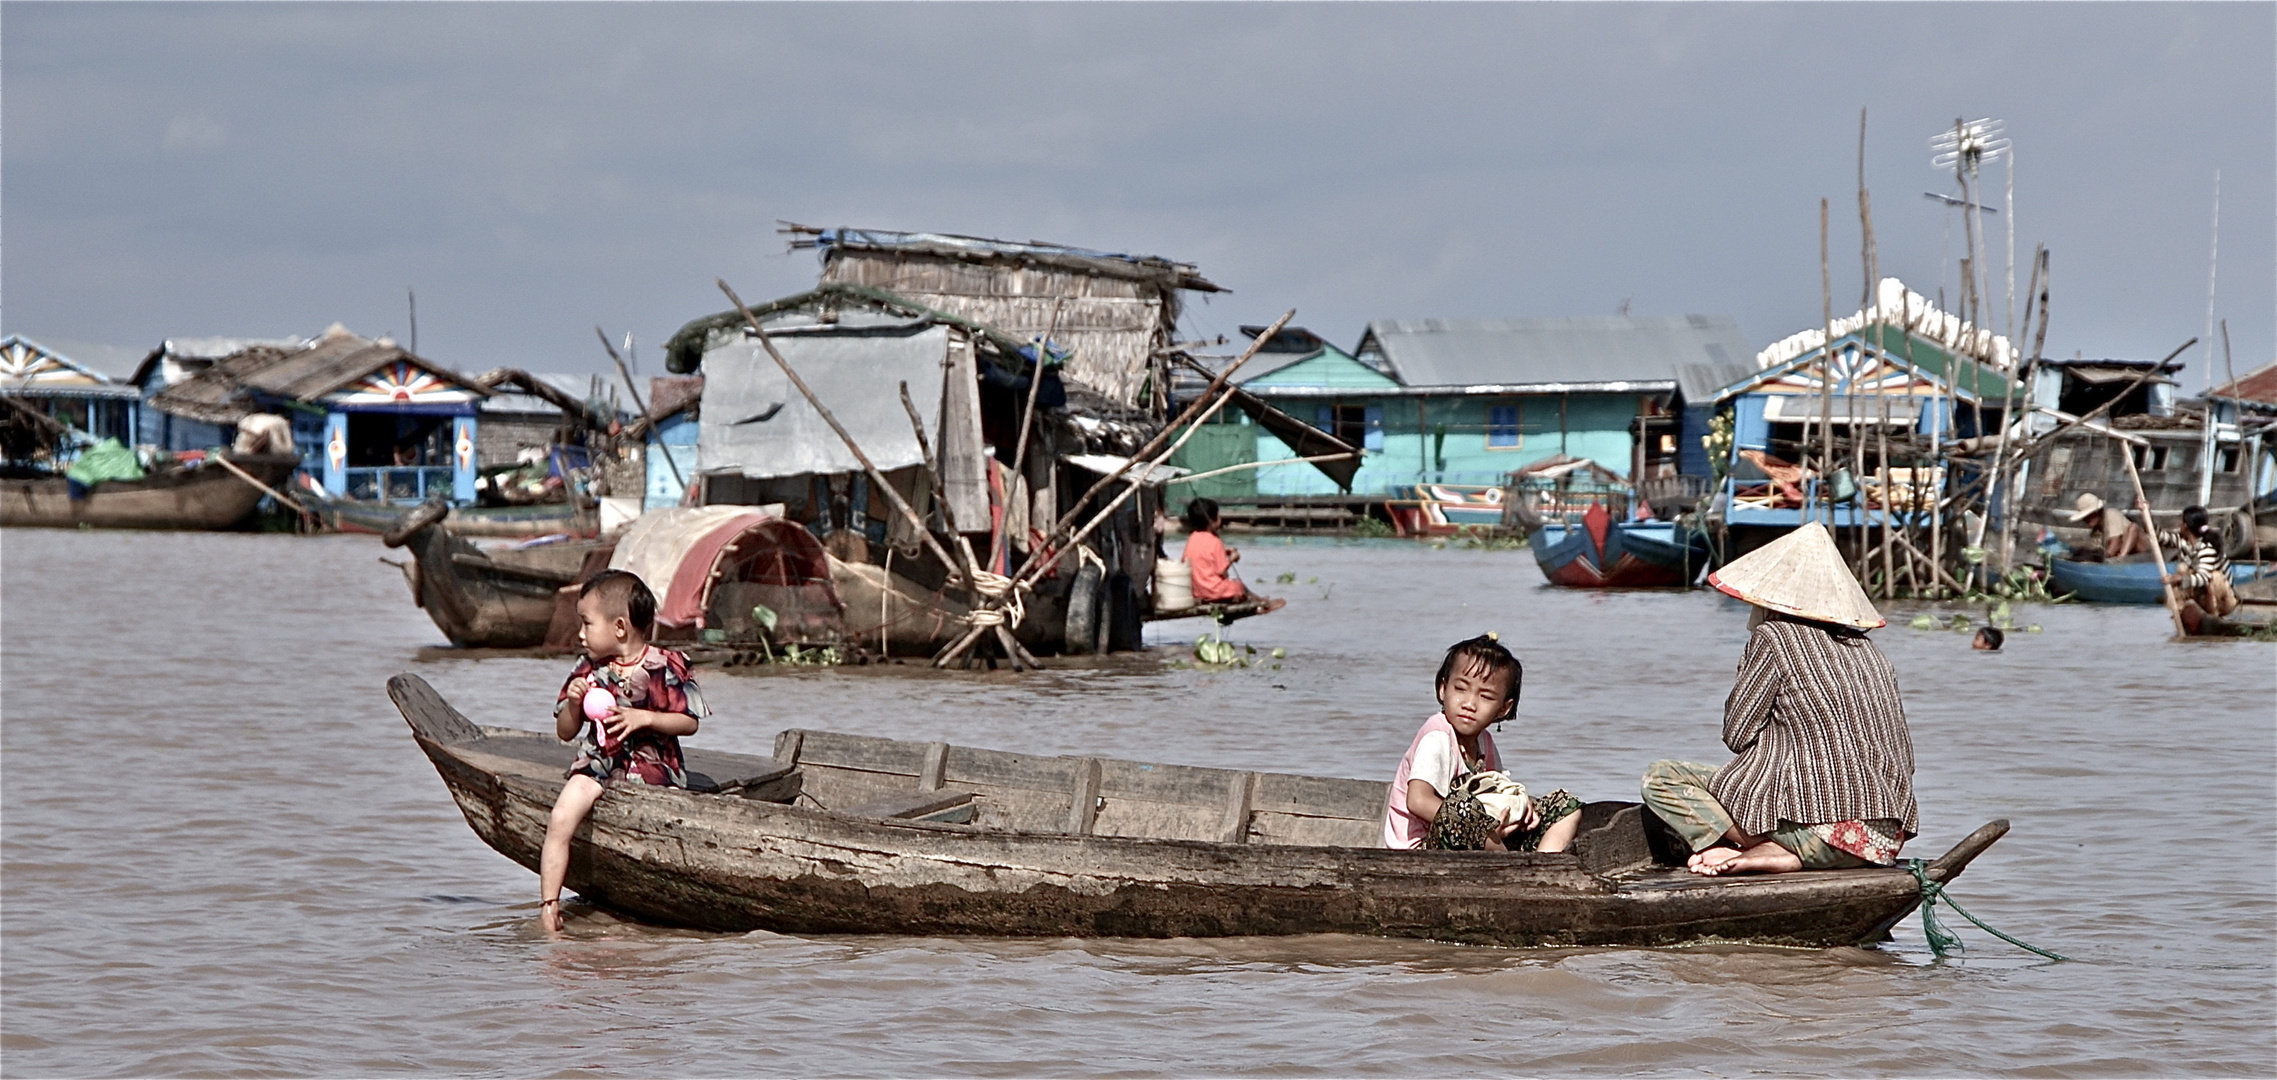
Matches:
[[841, 789, 978, 824]]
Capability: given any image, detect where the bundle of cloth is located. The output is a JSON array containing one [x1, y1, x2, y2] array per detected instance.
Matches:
[[1427, 771, 1532, 850]]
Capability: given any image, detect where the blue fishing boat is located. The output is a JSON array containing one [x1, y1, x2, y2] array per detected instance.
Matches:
[[1528, 503, 1711, 588], [2046, 556, 2265, 605]]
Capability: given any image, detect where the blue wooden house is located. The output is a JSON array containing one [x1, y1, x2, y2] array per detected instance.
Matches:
[[0, 335, 141, 458], [1169, 316, 1750, 512], [147, 325, 491, 504], [1705, 279, 2019, 544]]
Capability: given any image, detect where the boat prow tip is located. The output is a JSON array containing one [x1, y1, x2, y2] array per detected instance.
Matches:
[[1924, 819, 2009, 882], [388, 673, 486, 745]]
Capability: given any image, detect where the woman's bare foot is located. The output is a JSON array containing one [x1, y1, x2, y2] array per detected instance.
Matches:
[[1691, 841, 1802, 876], [1686, 845, 1744, 874]]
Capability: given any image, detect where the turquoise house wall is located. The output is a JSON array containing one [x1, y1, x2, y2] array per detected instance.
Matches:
[[1252, 392, 1644, 496]]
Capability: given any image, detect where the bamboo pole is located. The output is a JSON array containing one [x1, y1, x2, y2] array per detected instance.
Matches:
[[597, 327, 683, 490], [1819, 198, 1836, 527], [1163, 452, 1362, 487], [935, 312, 1296, 668], [716, 280, 962, 579], [1878, 398, 1895, 597], [2122, 443, 2189, 637], [996, 298, 1062, 572]]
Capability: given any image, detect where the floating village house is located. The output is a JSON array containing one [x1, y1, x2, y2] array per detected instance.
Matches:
[[130, 335, 310, 451], [1696, 278, 2021, 552], [149, 325, 491, 504], [660, 227, 1240, 654], [1166, 316, 1751, 522], [0, 336, 141, 459]]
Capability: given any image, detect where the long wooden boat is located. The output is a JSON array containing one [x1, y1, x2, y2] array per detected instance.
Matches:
[[393, 673, 2006, 946], [385, 504, 610, 648], [2045, 556, 2265, 605], [0, 452, 299, 530], [1527, 508, 1710, 588], [311, 490, 599, 539]]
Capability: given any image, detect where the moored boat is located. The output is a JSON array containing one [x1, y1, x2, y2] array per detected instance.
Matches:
[[0, 452, 300, 530], [311, 488, 599, 539], [2045, 556, 2265, 605], [1526, 502, 1710, 588], [393, 673, 2007, 946], [384, 501, 611, 649]]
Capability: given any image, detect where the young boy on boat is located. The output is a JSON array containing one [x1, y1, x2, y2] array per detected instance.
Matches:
[[1382, 634, 1582, 853], [538, 570, 707, 932]]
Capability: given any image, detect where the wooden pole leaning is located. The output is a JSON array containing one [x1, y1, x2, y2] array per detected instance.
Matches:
[[598, 327, 683, 490], [934, 311, 1296, 669], [716, 280, 964, 583], [996, 298, 1063, 571], [2121, 442, 2190, 638]]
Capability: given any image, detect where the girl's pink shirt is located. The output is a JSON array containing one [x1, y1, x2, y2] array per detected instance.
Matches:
[[1382, 712, 1503, 848], [1182, 530, 1245, 602]]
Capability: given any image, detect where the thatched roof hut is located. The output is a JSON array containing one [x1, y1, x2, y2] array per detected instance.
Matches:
[[777, 225, 1222, 409]]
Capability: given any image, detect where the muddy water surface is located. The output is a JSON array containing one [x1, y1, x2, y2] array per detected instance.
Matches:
[[4, 528, 2272, 1076]]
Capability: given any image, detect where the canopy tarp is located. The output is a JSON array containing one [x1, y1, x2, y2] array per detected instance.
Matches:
[[697, 323, 951, 480], [609, 505, 782, 626]]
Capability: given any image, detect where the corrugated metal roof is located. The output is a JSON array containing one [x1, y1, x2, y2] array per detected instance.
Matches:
[[1675, 357, 1761, 405], [2212, 360, 2277, 405], [1356, 315, 1743, 389]]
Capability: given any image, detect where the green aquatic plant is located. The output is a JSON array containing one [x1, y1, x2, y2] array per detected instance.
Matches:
[[1350, 516, 1395, 538]]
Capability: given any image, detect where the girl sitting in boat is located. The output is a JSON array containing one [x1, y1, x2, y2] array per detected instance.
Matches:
[[1383, 634, 1582, 852], [1180, 498, 1284, 612], [1640, 522, 1917, 876], [537, 570, 707, 932]]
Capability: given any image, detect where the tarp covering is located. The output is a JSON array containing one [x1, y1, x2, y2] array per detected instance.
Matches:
[[65, 438, 144, 486], [697, 323, 951, 480], [609, 505, 781, 620]]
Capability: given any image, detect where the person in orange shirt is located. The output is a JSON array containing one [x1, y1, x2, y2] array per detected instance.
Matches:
[[1179, 498, 1283, 611]]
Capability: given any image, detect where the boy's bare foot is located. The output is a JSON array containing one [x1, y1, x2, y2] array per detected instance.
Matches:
[[539, 898, 563, 933], [1690, 841, 1802, 876], [1259, 597, 1286, 614]]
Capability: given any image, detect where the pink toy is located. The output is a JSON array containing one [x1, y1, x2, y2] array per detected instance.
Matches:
[[582, 686, 619, 751]]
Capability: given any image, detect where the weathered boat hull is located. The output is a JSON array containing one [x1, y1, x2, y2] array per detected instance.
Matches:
[[393, 674, 2002, 946], [2045, 557, 2265, 605], [0, 453, 300, 530], [1529, 520, 1708, 588], [392, 521, 606, 648], [318, 494, 598, 539]]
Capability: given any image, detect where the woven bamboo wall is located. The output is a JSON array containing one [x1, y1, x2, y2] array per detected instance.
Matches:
[[823, 252, 1174, 407]]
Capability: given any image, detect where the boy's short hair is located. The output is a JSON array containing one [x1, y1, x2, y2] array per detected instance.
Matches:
[[1182, 497, 1220, 534], [580, 570, 657, 637], [1436, 633, 1522, 703], [1974, 626, 2005, 650]]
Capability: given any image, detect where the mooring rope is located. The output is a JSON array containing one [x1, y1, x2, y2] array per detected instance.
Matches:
[[1906, 859, 2069, 962], [961, 569, 1027, 629]]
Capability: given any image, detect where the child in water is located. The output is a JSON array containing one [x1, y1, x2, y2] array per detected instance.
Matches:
[[1383, 634, 1582, 852], [537, 570, 707, 932]]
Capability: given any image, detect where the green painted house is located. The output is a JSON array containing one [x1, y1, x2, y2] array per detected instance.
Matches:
[[1168, 316, 1751, 510]]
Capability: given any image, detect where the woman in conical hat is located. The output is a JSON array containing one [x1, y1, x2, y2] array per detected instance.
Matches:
[[1638, 523, 1918, 876]]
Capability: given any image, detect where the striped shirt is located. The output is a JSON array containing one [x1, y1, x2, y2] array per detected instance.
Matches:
[[1709, 619, 1919, 838], [2160, 530, 2230, 590]]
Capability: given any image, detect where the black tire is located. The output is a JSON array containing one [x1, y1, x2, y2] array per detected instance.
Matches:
[[1063, 563, 1102, 656]]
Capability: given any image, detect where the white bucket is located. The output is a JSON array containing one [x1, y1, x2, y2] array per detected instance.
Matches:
[[1153, 558, 1193, 613]]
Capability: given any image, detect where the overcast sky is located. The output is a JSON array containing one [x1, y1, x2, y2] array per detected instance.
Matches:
[[5, 2, 2270, 389]]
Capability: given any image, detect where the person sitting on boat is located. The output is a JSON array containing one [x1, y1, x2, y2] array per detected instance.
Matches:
[[1639, 522, 1917, 876], [2161, 504, 2240, 625], [1383, 634, 1582, 853], [2066, 493, 2150, 562], [538, 570, 708, 932], [1180, 498, 1284, 613]]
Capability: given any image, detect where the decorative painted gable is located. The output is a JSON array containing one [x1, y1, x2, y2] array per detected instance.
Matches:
[[320, 360, 482, 407], [0, 335, 114, 387]]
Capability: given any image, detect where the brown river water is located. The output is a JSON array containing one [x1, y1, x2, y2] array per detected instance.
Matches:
[[4, 528, 2273, 1077]]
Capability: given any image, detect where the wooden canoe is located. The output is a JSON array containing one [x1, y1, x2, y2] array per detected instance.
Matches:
[[386, 510, 610, 649], [0, 452, 299, 530], [2046, 555, 2267, 605], [1527, 516, 1710, 588], [314, 492, 600, 539], [393, 673, 2006, 947]]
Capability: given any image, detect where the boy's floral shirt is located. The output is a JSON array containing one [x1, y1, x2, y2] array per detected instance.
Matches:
[[557, 645, 707, 787]]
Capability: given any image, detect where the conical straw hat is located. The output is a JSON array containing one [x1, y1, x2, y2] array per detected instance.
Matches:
[[1707, 522, 1884, 629]]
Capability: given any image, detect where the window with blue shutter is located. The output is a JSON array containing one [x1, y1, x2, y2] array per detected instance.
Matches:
[[1487, 404, 1520, 448]]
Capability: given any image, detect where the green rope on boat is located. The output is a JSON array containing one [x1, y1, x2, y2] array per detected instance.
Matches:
[[1906, 859, 2069, 962]]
